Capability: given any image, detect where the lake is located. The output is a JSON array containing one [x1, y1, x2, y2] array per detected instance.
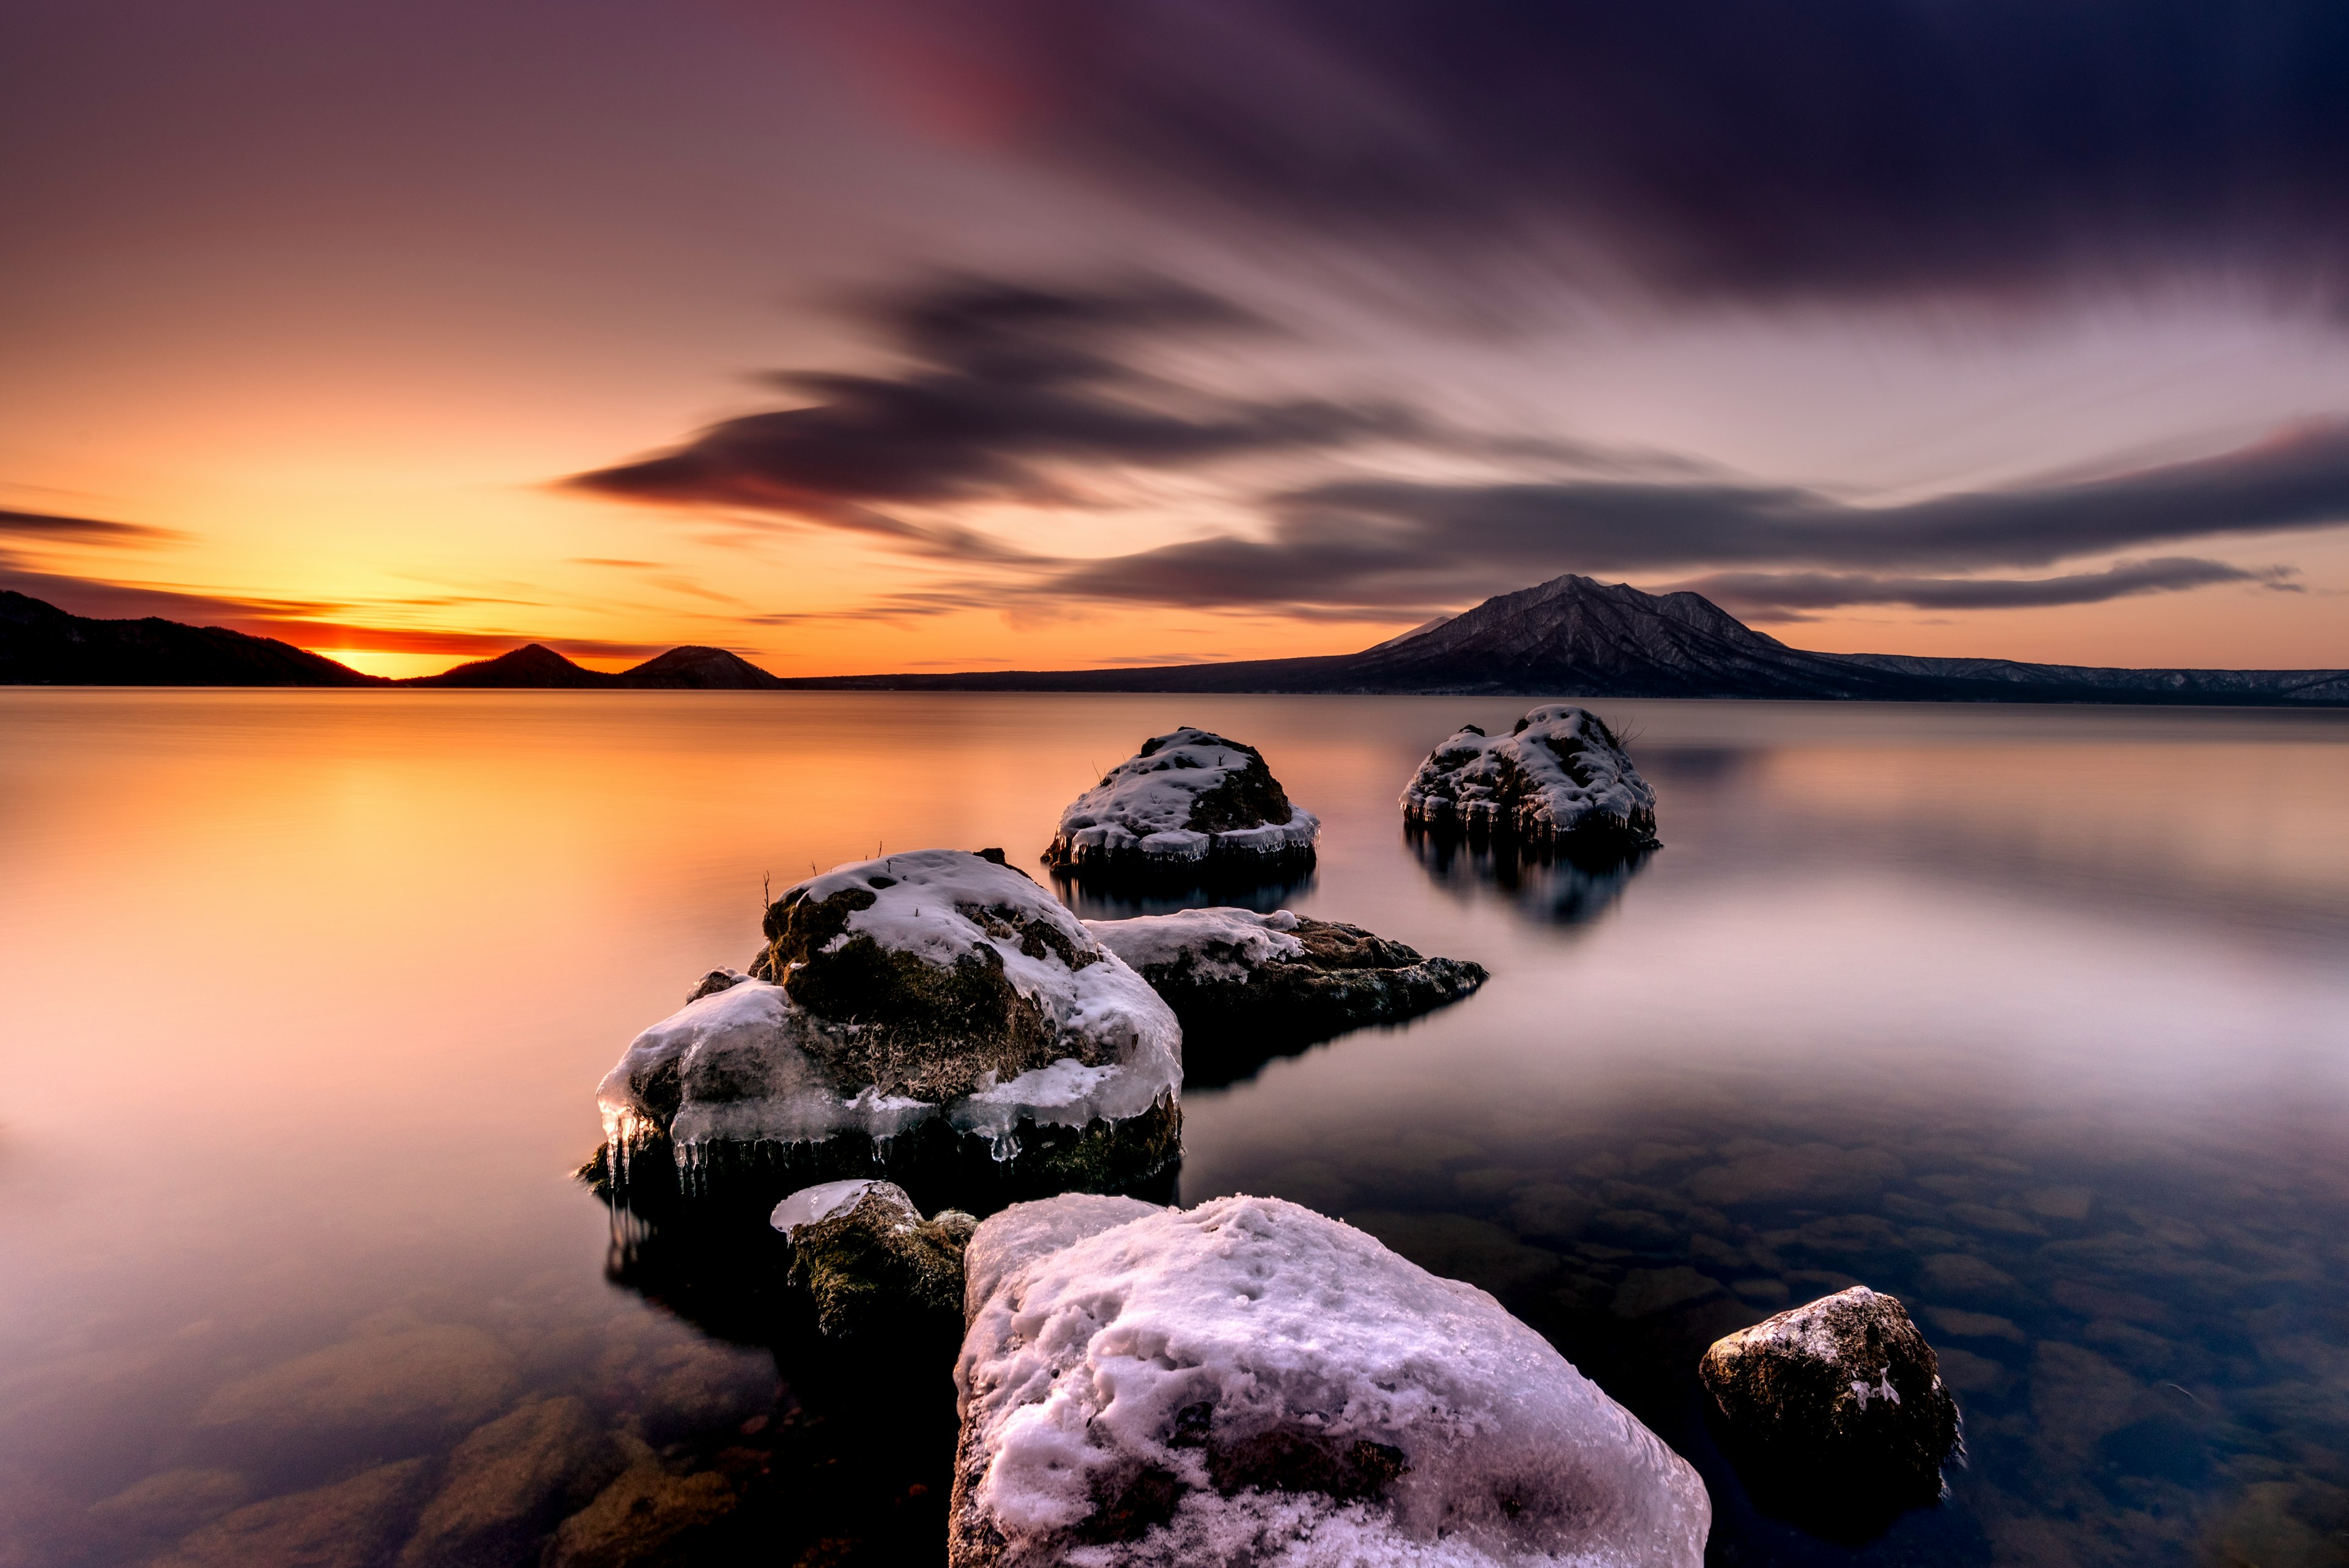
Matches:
[[2, 690, 2345, 1567]]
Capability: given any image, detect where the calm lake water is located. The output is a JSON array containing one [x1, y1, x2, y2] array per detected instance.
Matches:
[[3, 691, 2347, 1568]]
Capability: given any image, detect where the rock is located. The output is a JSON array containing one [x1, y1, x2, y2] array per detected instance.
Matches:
[[1400, 705, 1658, 847], [1683, 1143, 1905, 1206], [1045, 729, 1319, 877], [393, 1396, 603, 1568], [595, 849, 1183, 1211], [1921, 1306, 2024, 1342], [540, 1458, 737, 1568], [150, 1458, 435, 1568], [1084, 907, 1485, 1073], [685, 967, 752, 1003], [770, 1179, 978, 1342], [86, 1468, 250, 1538], [1698, 1287, 1961, 1533], [951, 1194, 1709, 1567], [1612, 1266, 1729, 1319], [1917, 1251, 2024, 1304], [194, 1323, 519, 1447]]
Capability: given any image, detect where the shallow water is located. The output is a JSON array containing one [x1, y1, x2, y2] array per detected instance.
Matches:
[[2, 691, 2345, 1567]]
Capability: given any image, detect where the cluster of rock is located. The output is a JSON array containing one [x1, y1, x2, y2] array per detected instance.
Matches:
[[1402, 704, 1659, 849], [1045, 727, 1319, 877]]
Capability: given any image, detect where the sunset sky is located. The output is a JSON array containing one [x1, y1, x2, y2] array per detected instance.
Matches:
[[7, 0, 2349, 677]]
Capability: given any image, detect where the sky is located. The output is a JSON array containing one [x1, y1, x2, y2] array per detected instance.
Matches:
[[6, 0, 2349, 677]]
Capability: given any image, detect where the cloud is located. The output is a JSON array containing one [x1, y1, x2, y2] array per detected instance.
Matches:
[[1662, 559, 2299, 617], [1, 507, 187, 546], [1042, 422, 2349, 611], [872, 0, 2349, 304], [570, 273, 1423, 537]]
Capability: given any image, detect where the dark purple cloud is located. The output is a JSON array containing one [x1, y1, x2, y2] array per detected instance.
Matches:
[[1, 508, 187, 546], [570, 275, 1425, 537], [883, 0, 2349, 303], [1664, 559, 2300, 617], [1044, 424, 2349, 611]]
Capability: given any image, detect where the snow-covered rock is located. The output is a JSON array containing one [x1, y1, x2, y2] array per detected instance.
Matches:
[[1401, 706, 1658, 847], [595, 849, 1184, 1208], [1046, 729, 1319, 876], [1699, 1287, 1961, 1523], [770, 1179, 978, 1342], [1085, 908, 1485, 1077], [950, 1194, 1710, 1567]]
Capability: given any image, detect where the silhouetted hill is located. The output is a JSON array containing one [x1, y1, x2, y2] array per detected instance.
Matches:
[[404, 644, 617, 688], [620, 645, 785, 689], [0, 590, 382, 686], [774, 574, 2349, 705]]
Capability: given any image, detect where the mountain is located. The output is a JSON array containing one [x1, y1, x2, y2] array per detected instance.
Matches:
[[618, 645, 786, 689], [0, 590, 383, 686], [404, 644, 617, 688], [775, 574, 2349, 704]]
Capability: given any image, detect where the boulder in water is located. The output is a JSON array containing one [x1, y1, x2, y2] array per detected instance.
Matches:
[[1699, 1286, 1962, 1531], [771, 1179, 978, 1343], [950, 1193, 1710, 1567], [594, 849, 1182, 1214], [1045, 730, 1318, 877], [1085, 908, 1485, 1080], [1401, 705, 1658, 847]]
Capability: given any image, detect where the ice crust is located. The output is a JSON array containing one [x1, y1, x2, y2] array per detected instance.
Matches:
[[954, 1194, 1710, 1567], [596, 850, 1182, 1170], [1052, 729, 1318, 865], [771, 1178, 899, 1237], [1401, 705, 1657, 843], [1083, 907, 1304, 982]]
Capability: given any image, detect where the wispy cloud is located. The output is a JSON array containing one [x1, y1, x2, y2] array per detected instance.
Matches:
[[1664, 559, 2301, 618]]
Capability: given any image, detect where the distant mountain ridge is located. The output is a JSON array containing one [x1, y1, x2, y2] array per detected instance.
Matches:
[[774, 573, 2349, 704], [5, 580, 2343, 702]]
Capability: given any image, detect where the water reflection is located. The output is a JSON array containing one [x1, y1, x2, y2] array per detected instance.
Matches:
[[1406, 826, 1652, 927], [1049, 864, 1318, 920]]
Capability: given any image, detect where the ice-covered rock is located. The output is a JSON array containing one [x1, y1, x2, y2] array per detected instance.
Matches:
[[1046, 729, 1318, 877], [950, 1194, 1710, 1567], [771, 1179, 978, 1342], [1699, 1287, 1961, 1528], [595, 849, 1183, 1211], [1401, 705, 1658, 847], [1085, 908, 1485, 1080]]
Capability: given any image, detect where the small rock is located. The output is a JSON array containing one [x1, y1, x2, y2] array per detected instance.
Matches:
[[1400, 706, 1659, 847], [150, 1458, 434, 1568], [1917, 1252, 2024, 1303], [395, 1396, 603, 1568], [1085, 907, 1485, 1071], [1921, 1306, 2024, 1342], [1046, 729, 1319, 876], [1699, 1287, 1962, 1531], [773, 1180, 976, 1340], [541, 1459, 736, 1568], [194, 1324, 519, 1446], [685, 967, 752, 1003], [1612, 1266, 1727, 1319], [86, 1469, 250, 1538]]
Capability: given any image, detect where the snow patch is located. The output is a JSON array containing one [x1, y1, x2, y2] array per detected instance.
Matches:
[[1401, 705, 1657, 844], [1051, 730, 1318, 866], [1084, 907, 1304, 982]]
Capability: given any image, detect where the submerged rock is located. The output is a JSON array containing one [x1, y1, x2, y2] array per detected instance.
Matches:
[[1085, 908, 1485, 1077], [772, 1179, 978, 1343], [150, 1458, 434, 1568], [395, 1397, 609, 1568], [950, 1194, 1710, 1567], [540, 1452, 737, 1568], [1045, 729, 1319, 878], [1698, 1287, 1962, 1534], [1401, 705, 1658, 848], [595, 849, 1182, 1214]]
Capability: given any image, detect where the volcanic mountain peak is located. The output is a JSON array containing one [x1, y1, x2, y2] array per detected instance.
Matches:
[[411, 643, 612, 688], [623, 645, 785, 689]]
